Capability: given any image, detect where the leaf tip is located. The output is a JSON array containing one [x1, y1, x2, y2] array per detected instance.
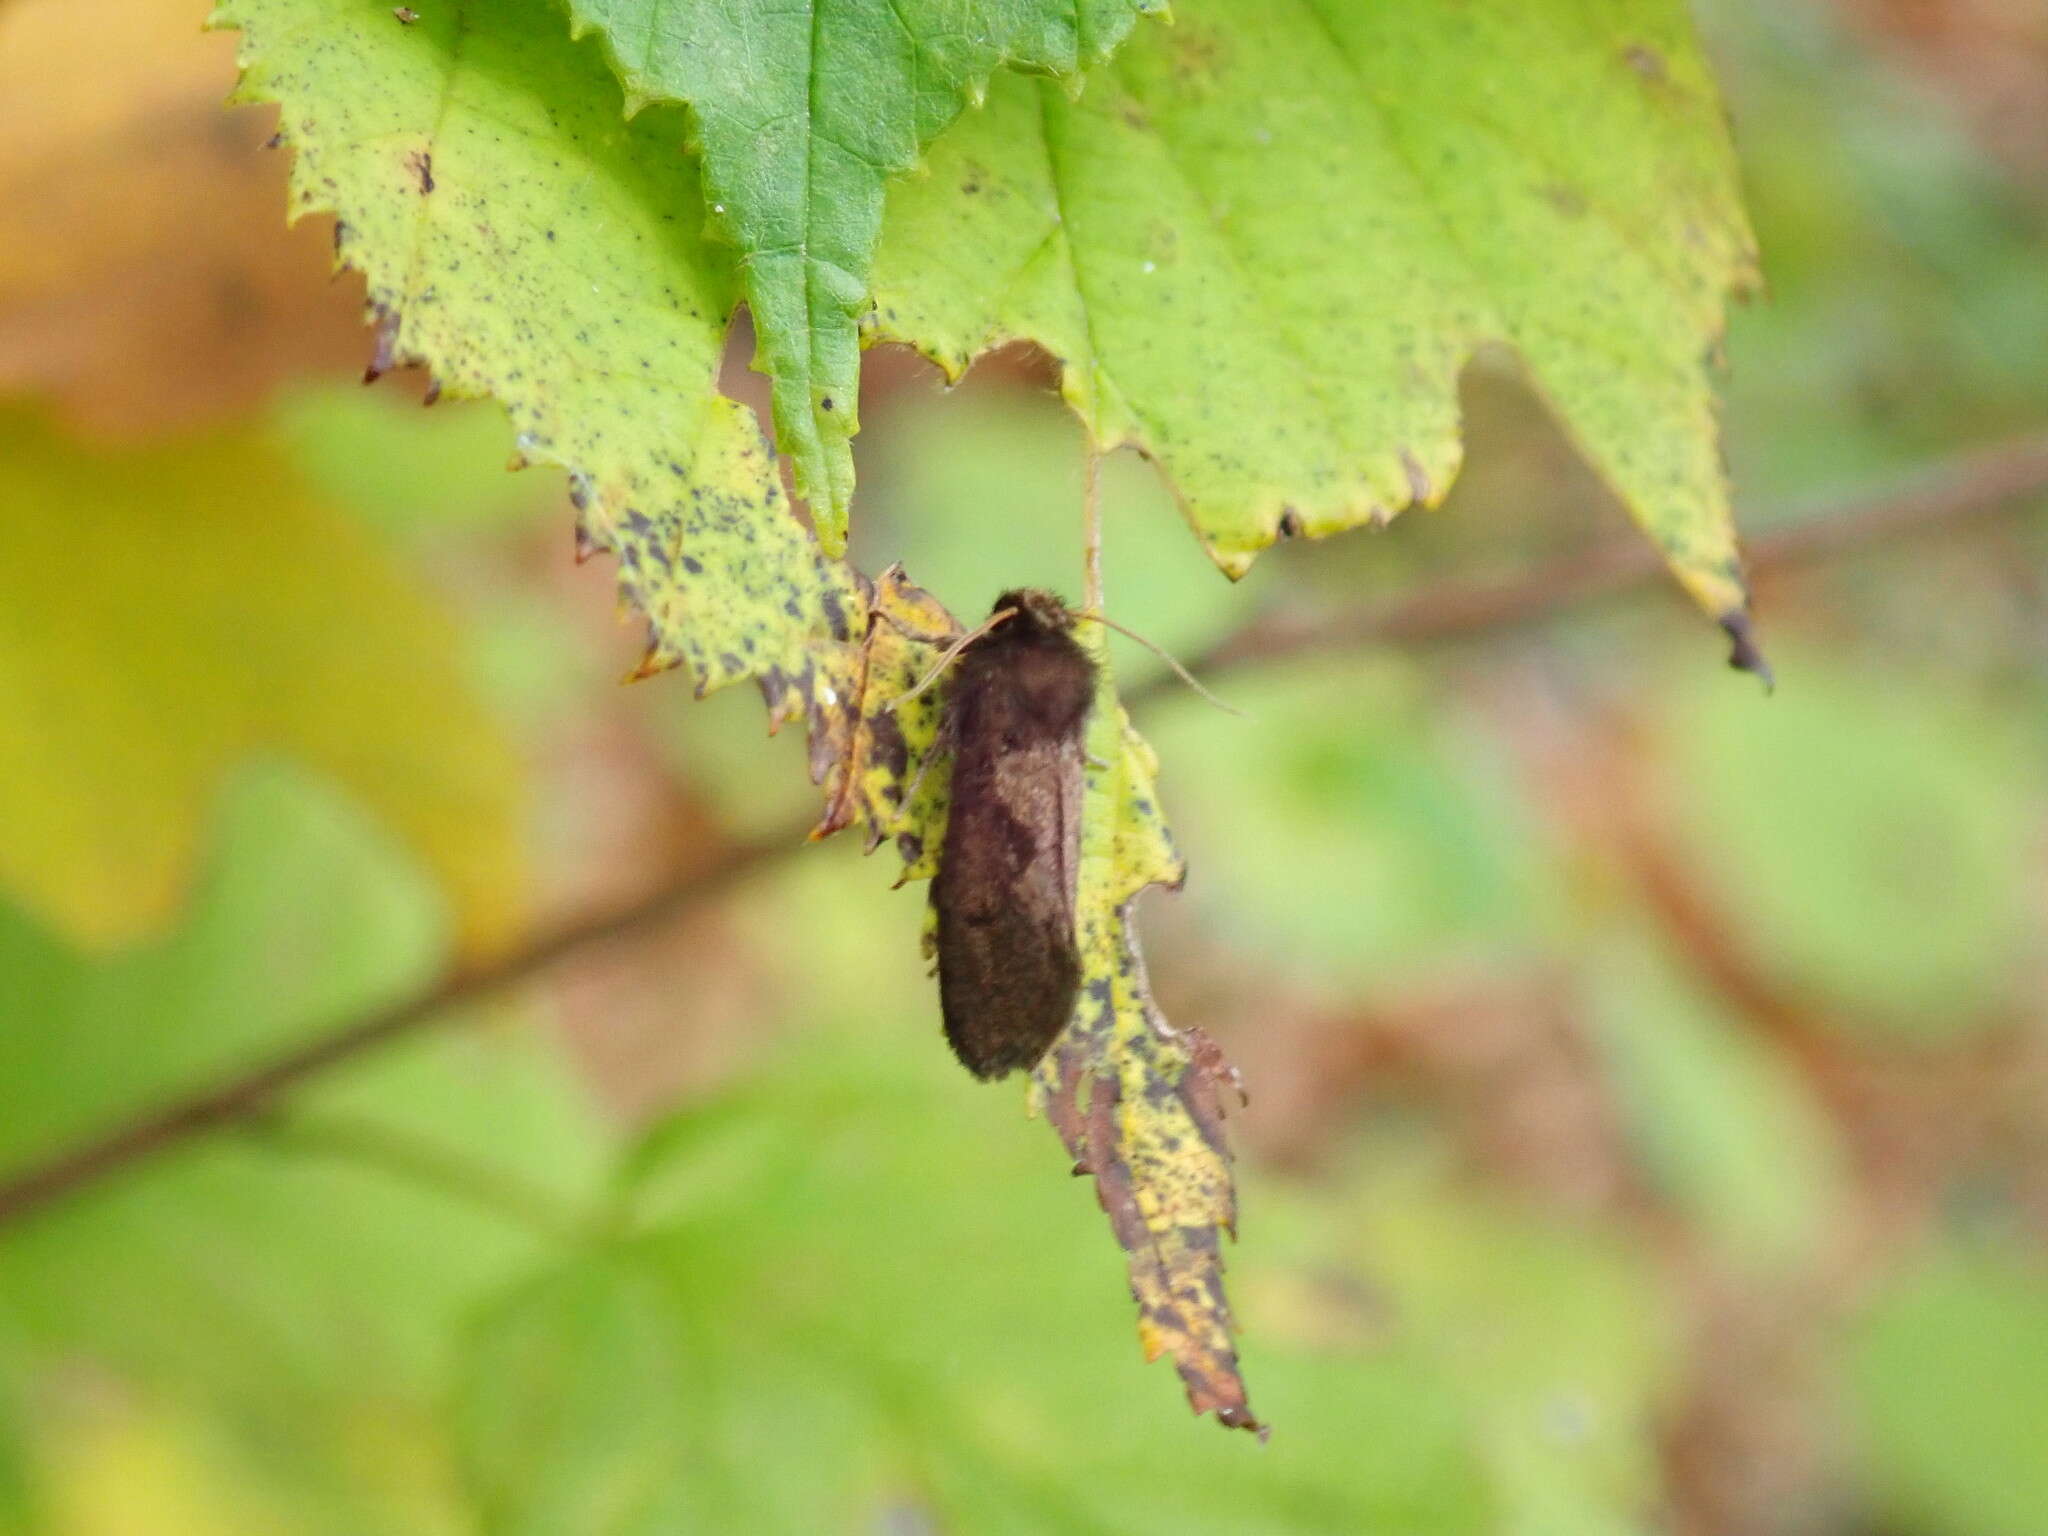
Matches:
[[622, 643, 679, 684], [1719, 609, 1774, 692], [361, 310, 399, 384]]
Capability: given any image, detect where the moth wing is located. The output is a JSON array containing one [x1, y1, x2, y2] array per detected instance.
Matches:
[[932, 732, 1084, 1078]]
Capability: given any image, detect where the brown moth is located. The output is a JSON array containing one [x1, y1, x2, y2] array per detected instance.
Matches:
[[928, 589, 1096, 1079]]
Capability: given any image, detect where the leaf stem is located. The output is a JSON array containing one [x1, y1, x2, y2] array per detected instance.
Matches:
[[1082, 448, 1104, 617]]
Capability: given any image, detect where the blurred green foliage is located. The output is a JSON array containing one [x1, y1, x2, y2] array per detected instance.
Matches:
[[1852, 1253, 2048, 1536], [3, 0, 2047, 1531]]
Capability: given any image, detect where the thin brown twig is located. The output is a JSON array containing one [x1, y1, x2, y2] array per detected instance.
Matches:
[[0, 831, 795, 1229], [2, 431, 2045, 1231], [1147, 431, 2048, 700]]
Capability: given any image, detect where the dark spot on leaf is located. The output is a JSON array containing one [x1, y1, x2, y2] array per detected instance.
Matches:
[[1541, 182, 1588, 218], [408, 149, 434, 194], [1276, 509, 1303, 539], [1622, 42, 1667, 82], [681, 555, 703, 575], [1168, 25, 1228, 84], [819, 586, 850, 641], [866, 706, 911, 783]]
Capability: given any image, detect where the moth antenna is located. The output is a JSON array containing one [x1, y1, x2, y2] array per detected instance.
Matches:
[[1069, 611, 1246, 718], [890, 607, 1018, 711]]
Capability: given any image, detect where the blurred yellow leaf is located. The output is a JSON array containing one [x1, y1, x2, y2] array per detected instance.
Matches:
[[0, 0, 365, 435], [41, 1389, 294, 1536], [0, 409, 525, 954]]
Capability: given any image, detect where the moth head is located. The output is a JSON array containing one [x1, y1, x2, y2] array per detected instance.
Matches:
[[991, 588, 1074, 635]]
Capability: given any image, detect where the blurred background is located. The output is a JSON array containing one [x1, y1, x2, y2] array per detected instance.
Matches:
[[3, 0, 2046, 1531]]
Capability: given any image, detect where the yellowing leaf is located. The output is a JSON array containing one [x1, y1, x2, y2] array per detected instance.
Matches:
[[0, 411, 525, 954], [1034, 664, 1257, 1430], [40, 1395, 292, 1536], [872, 0, 1760, 618], [215, 0, 874, 781]]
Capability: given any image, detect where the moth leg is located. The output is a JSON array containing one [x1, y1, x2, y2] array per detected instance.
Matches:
[[870, 607, 958, 649]]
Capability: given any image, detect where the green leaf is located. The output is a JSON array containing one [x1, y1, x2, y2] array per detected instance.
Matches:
[[1851, 1253, 2048, 1536], [456, 1057, 1499, 1533], [0, 409, 525, 954], [0, 768, 609, 1533], [1655, 644, 2040, 1033], [0, 1336, 29, 1536], [1145, 657, 1550, 985], [1587, 941, 1851, 1273], [872, 0, 1759, 616], [564, 0, 1162, 551], [1338, 1167, 1679, 1536], [457, 1260, 701, 1534]]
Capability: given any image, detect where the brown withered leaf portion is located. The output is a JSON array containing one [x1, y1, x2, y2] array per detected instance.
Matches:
[[1042, 977, 1258, 1432], [1030, 669, 1261, 1433]]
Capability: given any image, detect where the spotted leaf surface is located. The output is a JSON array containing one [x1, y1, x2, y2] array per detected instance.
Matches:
[[215, 0, 867, 726], [872, 0, 1760, 619], [563, 0, 1162, 552], [1030, 648, 1256, 1430]]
